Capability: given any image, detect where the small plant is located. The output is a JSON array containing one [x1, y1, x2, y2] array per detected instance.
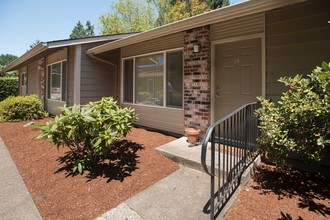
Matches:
[[0, 94, 47, 121], [38, 97, 137, 174], [256, 62, 330, 168]]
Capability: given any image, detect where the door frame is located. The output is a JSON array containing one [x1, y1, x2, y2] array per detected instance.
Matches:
[[210, 33, 266, 123]]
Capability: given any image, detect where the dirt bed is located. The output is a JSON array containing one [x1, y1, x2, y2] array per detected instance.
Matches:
[[224, 163, 330, 220], [0, 118, 179, 219]]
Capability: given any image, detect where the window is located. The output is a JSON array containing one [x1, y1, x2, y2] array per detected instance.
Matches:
[[21, 72, 27, 86], [123, 59, 133, 103], [47, 60, 67, 101], [123, 50, 183, 108], [135, 53, 164, 106], [166, 51, 183, 108]]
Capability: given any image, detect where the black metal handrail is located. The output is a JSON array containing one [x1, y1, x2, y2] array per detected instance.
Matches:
[[201, 102, 260, 219]]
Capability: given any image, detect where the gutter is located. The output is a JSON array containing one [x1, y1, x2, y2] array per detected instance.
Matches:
[[87, 53, 117, 67], [87, 0, 306, 55], [3, 42, 48, 72]]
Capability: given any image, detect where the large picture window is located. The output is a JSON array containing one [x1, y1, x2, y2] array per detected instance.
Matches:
[[47, 60, 67, 101], [123, 50, 183, 108]]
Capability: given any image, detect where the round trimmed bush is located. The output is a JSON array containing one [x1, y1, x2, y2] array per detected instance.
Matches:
[[0, 94, 47, 121]]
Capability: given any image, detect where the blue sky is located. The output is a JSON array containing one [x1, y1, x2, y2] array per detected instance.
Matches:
[[0, 0, 244, 57]]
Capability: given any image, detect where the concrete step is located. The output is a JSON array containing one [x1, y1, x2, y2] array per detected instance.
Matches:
[[156, 137, 260, 184], [155, 137, 240, 174]]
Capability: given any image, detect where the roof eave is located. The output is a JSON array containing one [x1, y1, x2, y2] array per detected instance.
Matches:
[[87, 0, 307, 55], [3, 42, 48, 72], [3, 33, 136, 72], [47, 33, 136, 48]]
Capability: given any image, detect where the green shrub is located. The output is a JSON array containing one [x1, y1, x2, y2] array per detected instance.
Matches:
[[256, 62, 330, 168], [0, 94, 47, 122], [0, 77, 18, 101], [38, 97, 137, 174]]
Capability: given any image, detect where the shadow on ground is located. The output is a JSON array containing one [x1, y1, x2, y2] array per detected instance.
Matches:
[[252, 164, 330, 217], [55, 140, 144, 182]]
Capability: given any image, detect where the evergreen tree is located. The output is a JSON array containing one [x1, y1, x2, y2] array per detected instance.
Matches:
[[70, 21, 95, 39], [206, 0, 230, 9], [29, 39, 41, 49], [85, 21, 95, 37]]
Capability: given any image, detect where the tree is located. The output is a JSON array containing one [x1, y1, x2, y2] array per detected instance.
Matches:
[[151, 0, 229, 27], [85, 21, 95, 37], [0, 54, 17, 66], [70, 20, 95, 39], [99, 0, 156, 35], [0, 54, 18, 77], [29, 39, 41, 49], [167, 0, 209, 23], [206, 0, 230, 10]]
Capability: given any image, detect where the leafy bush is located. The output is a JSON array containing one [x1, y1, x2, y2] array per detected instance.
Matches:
[[39, 97, 137, 174], [0, 94, 47, 121], [256, 62, 330, 168], [0, 77, 18, 101]]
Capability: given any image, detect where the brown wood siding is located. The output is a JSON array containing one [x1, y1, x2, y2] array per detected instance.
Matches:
[[122, 32, 184, 58], [122, 104, 184, 135], [80, 43, 118, 104], [265, 0, 330, 103], [210, 12, 264, 41], [46, 48, 67, 64], [27, 61, 39, 96], [67, 46, 75, 106]]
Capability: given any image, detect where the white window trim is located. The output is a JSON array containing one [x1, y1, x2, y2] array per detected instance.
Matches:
[[46, 59, 66, 102], [121, 47, 184, 110], [21, 72, 27, 86]]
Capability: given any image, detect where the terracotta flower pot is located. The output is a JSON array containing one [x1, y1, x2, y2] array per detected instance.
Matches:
[[185, 128, 201, 144]]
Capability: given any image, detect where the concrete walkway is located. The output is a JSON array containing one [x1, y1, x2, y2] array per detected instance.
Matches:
[[0, 137, 42, 220], [97, 137, 216, 220], [96, 137, 258, 220], [96, 167, 211, 220]]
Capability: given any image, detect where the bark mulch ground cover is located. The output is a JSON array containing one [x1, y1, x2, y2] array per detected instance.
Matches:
[[1, 118, 329, 220], [224, 162, 330, 220], [0, 118, 179, 219]]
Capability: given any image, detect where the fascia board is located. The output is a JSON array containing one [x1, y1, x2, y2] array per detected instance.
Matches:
[[3, 43, 47, 72]]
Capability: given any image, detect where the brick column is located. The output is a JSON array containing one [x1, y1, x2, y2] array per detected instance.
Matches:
[[183, 25, 211, 135], [38, 58, 46, 106]]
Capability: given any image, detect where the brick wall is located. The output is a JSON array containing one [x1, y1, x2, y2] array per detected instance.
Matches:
[[38, 58, 46, 105], [183, 25, 211, 135]]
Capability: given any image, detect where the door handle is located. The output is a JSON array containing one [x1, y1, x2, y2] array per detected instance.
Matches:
[[216, 86, 220, 98]]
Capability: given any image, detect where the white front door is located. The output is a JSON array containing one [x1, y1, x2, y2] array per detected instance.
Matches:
[[214, 38, 262, 121]]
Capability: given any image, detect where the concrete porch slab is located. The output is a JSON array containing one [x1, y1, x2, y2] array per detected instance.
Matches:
[[155, 137, 239, 174]]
